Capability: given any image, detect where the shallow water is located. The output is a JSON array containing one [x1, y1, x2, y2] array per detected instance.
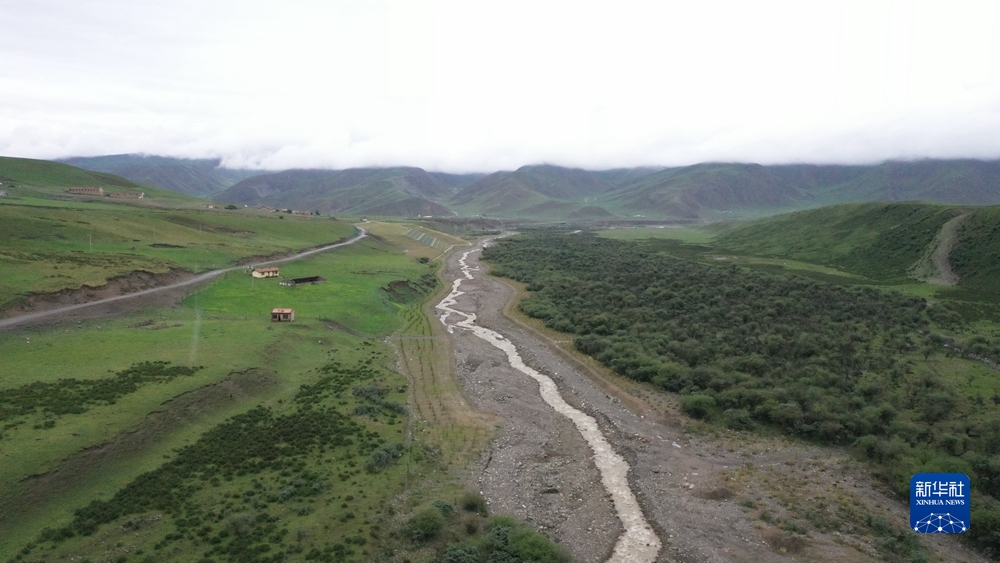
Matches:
[[437, 247, 661, 563]]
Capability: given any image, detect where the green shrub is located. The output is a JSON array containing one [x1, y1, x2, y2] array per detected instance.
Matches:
[[459, 492, 488, 515], [432, 499, 455, 516], [407, 507, 445, 542], [680, 395, 716, 420], [723, 408, 754, 430]]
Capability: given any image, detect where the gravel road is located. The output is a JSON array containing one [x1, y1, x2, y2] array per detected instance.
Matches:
[[0, 228, 367, 330]]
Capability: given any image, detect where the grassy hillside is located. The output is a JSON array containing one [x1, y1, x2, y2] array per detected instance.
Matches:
[[598, 163, 808, 218], [218, 168, 459, 217], [0, 156, 143, 189], [451, 164, 624, 218], [0, 195, 356, 310], [943, 206, 1000, 299], [59, 154, 263, 197], [454, 160, 1000, 220], [714, 203, 967, 282]]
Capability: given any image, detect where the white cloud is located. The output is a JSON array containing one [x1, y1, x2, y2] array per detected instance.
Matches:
[[1, 0, 999, 171]]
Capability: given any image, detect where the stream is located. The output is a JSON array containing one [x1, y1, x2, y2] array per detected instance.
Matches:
[[436, 245, 661, 563]]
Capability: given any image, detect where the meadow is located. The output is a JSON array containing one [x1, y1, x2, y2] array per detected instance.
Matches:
[[0, 196, 355, 310], [0, 232, 431, 559]]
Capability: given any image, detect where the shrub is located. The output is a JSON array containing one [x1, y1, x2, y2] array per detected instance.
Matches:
[[680, 394, 716, 420], [407, 508, 445, 542], [723, 408, 754, 430], [364, 443, 405, 473], [432, 500, 454, 516], [459, 492, 488, 515], [441, 544, 478, 563]]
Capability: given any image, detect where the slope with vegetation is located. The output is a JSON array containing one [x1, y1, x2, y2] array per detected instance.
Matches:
[[713, 203, 966, 283], [59, 154, 263, 198], [218, 167, 479, 217], [484, 232, 1000, 557]]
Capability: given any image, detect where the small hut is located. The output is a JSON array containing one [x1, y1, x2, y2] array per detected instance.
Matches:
[[271, 308, 295, 322], [280, 276, 326, 287]]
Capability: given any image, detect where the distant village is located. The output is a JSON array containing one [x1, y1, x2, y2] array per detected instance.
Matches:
[[252, 204, 317, 215], [66, 186, 144, 198]]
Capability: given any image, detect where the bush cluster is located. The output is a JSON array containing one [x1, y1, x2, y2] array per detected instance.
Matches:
[[0, 361, 200, 426], [484, 233, 1000, 555]]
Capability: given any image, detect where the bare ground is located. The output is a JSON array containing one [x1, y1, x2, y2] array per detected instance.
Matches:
[[910, 214, 968, 286], [439, 245, 990, 563]]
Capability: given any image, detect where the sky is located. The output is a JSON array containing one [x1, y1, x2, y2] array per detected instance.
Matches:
[[2, 0, 1000, 172]]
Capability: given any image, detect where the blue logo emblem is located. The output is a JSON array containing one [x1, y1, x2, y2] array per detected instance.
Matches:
[[910, 473, 970, 534]]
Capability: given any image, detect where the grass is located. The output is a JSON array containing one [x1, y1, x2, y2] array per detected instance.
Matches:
[[713, 202, 965, 283], [364, 221, 470, 261], [596, 225, 717, 244], [0, 236, 442, 559], [0, 199, 355, 309]]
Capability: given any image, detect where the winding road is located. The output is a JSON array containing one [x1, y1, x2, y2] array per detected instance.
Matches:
[[0, 227, 368, 330]]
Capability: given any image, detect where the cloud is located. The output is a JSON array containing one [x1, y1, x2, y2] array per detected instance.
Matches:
[[1, 0, 999, 171]]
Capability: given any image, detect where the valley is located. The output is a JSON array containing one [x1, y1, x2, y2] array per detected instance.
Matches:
[[2, 155, 1000, 563]]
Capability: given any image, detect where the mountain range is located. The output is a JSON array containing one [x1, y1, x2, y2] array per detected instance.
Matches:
[[58, 154, 263, 197], [43, 155, 1000, 219]]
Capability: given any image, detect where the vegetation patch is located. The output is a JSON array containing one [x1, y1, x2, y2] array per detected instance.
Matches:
[[484, 232, 1000, 556], [0, 361, 200, 435]]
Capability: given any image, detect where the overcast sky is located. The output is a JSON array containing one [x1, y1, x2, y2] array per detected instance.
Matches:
[[2, 1, 999, 172]]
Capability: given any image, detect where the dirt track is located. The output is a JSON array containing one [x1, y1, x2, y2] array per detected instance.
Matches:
[[0, 228, 368, 330]]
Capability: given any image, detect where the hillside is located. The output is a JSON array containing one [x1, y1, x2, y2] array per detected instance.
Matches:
[[59, 154, 263, 197], [217, 167, 478, 217], [0, 156, 144, 189], [451, 164, 637, 218], [713, 203, 964, 282], [713, 202, 1000, 298], [13, 155, 1000, 219], [599, 163, 809, 218]]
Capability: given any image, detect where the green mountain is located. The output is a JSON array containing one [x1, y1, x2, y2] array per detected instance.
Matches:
[[217, 167, 480, 217], [0, 156, 143, 189], [59, 154, 263, 197], [451, 160, 1000, 220], [714, 202, 1000, 300], [450, 164, 645, 218], [714, 203, 963, 281]]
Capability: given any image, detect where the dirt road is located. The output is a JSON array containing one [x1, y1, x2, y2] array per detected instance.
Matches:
[[0, 228, 367, 330]]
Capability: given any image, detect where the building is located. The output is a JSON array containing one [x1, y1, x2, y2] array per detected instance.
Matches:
[[271, 308, 295, 322], [279, 276, 326, 287], [67, 187, 104, 196], [252, 267, 279, 278], [108, 192, 144, 199]]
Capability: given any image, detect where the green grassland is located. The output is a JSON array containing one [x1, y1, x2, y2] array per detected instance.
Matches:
[[712, 202, 966, 282], [597, 225, 717, 244], [0, 200, 356, 309], [0, 155, 362, 310], [0, 234, 433, 559]]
